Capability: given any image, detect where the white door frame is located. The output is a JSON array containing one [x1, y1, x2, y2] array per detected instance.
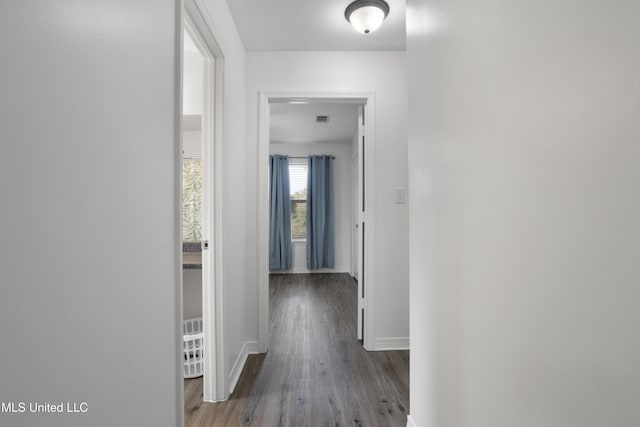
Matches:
[[356, 105, 365, 341], [257, 91, 377, 351], [183, 0, 226, 402]]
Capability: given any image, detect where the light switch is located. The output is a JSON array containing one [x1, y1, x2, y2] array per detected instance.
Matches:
[[395, 187, 406, 204]]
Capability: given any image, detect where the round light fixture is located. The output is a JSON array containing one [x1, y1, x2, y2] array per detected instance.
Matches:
[[344, 0, 390, 34]]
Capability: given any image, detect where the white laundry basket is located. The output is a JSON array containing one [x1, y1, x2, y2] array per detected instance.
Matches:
[[183, 317, 204, 378]]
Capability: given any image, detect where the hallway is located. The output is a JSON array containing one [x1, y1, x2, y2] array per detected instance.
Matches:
[[184, 273, 409, 426]]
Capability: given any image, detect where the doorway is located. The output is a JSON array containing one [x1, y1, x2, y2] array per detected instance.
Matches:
[[181, 27, 205, 393], [182, 0, 226, 404], [257, 93, 378, 352]]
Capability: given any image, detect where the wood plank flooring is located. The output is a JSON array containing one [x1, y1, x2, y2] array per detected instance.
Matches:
[[184, 273, 409, 427]]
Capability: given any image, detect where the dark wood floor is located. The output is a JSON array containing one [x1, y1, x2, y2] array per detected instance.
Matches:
[[184, 273, 409, 427]]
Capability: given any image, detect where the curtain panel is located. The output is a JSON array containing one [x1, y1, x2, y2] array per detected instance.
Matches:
[[306, 155, 335, 269], [269, 155, 292, 270]]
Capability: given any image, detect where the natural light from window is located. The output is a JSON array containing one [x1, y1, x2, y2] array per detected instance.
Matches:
[[289, 159, 308, 240]]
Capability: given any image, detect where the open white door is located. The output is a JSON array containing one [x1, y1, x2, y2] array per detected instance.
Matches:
[[351, 152, 359, 281]]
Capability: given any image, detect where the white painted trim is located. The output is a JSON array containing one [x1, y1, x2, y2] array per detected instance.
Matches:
[[187, 0, 227, 55], [257, 91, 378, 353], [373, 337, 410, 351], [284, 243, 350, 274], [362, 97, 376, 351], [228, 341, 259, 396], [174, 5, 184, 427], [275, 268, 351, 274], [183, 0, 227, 403], [257, 92, 271, 353], [357, 106, 365, 342], [407, 414, 417, 427]]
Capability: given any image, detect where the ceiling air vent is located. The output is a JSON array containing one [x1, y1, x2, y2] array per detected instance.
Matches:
[[316, 115, 329, 123]]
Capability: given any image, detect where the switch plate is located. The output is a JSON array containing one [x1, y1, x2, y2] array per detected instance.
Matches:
[[395, 187, 406, 204]]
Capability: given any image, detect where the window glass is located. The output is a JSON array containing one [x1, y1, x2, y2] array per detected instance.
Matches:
[[289, 159, 307, 240]]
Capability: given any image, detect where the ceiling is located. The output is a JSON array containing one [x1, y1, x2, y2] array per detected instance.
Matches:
[[270, 103, 359, 144], [227, 0, 406, 51]]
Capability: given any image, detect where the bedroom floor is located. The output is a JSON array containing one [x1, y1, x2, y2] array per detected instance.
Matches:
[[184, 273, 409, 426]]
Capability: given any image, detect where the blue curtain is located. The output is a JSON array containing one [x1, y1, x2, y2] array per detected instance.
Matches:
[[269, 155, 292, 271], [306, 155, 335, 269]]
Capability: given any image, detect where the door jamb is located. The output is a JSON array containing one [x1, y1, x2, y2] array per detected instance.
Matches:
[[257, 91, 377, 352]]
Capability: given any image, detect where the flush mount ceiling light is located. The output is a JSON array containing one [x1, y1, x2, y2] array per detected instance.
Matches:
[[344, 0, 390, 34]]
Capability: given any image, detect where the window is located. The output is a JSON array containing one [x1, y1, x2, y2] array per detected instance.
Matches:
[[289, 159, 308, 240]]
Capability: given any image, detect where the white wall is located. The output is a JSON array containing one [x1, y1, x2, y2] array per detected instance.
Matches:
[[183, 130, 202, 158], [246, 52, 409, 343], [406, 0, 640, 426], [270, 141, 353, 273], [0, 1, 181, 426], [183, 269, 203, 320], [183, 50, 204, 116], [199, 0, 249, 397]]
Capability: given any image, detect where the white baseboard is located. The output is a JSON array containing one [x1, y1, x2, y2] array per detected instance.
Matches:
[[228, 340, 258, 395], [374, 337, 410, 351], [275, 267, 350, 274], [407, 414, 417, 427]]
